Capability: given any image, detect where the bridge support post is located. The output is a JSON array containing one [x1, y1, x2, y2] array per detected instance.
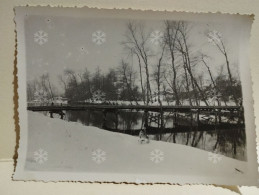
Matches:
[[173, 111, 177, 127], [190, 111, 193, 126], [102, 109, 107, 129], [196, 110, 200, 126], [60, 111, 65, 119], [50, 111, 53, 118], [160, 111, 164, 129], [215, 109, 218, 125], [218, 111, 221, 124], [115, 111, 118, 130], [144, 110, 148, 129]]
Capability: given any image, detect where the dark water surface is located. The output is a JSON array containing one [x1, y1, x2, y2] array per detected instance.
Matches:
[[45, 110, 247, 161]]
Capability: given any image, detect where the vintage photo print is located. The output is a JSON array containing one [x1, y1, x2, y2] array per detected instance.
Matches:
[[14, 6, 258, 185]]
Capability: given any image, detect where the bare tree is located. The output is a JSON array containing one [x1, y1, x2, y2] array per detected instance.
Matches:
[[64, 69, 78, 87], [207, 30, 238, 105], [132, 50, 145, 104], [58, 74, 67, 91], [27, 80, 37, 101], [152, 43, 166, 106], [177, 21, 209, 106], [117, 60, 139, 104], [82, 68, 92, 98], [122, 21, 152, 105], [45, 73, 54, 101], [164, 20, 181, 105], [64, 69, 81, 100], [181, 54, 192, 106], [200, 54, 221, 106], [39, 74, 53, 100]]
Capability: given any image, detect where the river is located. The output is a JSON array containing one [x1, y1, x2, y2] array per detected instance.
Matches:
[[42, 110, 246, 161]]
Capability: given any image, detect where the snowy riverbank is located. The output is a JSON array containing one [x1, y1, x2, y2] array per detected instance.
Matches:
[[24, 111, 249, 184]]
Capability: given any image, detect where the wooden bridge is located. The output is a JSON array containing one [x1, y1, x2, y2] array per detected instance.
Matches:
[[27, 104, 242, 113], [27, 104, 244, 134], [28, 104, 243, 124]]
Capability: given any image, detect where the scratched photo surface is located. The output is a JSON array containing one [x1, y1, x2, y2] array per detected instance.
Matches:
[[14, 7, 258, 185]]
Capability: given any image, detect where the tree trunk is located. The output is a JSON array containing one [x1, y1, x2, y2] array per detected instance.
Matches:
[[135, 53, 145, 104], [182, 40, 209, 106]]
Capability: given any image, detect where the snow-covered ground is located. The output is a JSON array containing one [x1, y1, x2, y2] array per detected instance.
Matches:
[[25, 111, 249, 183]]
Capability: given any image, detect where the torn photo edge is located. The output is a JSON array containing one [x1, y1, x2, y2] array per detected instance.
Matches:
[[13, 6, 258, 186]]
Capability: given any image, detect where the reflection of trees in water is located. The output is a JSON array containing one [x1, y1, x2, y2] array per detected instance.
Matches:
[[144, 112, 246, 160], [65, 110, 246, 161], [117, 111, 142, 131], [156, 128, 246, 161], [212, 128, 246, 159], [66, 110, 142, 131]]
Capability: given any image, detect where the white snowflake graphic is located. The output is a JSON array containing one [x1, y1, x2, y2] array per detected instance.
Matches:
[[92, 90, 106, 103], [92, 30, 106, 45], [208, 151, 222, 164], [150, 30, 163, 45], [92, 149, 106, 164], [34, 30, 48, 45], [150, 149, 164, 163], [34, 149, 48, 164], [207, 30, 222, 45]]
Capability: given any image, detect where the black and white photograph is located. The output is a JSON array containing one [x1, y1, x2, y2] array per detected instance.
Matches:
[[14, 7, 258, 185]]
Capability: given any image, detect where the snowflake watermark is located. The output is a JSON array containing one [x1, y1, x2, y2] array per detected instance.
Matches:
[[92, 149, 106, 164], [92, 30, 106, 45], [150, 30, 163, 45], [150, 149, 164, 163], [208, 151, 222, 164], [92, 90, 106, 103], [207, 30, 222, 45], [34, 149, 48, 164], [34, 30, 48, 45]]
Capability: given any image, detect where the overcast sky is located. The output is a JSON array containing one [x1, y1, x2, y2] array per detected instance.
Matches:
[[25, 13, 243, 92]]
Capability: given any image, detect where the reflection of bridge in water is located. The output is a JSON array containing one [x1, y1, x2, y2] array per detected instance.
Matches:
[[28, 104, 244, 134]]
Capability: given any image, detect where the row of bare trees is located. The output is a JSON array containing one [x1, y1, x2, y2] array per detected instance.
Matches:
[[27, 74, 55, 102], [27, 20, 242, 106], [121, 20, 241, 106]]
